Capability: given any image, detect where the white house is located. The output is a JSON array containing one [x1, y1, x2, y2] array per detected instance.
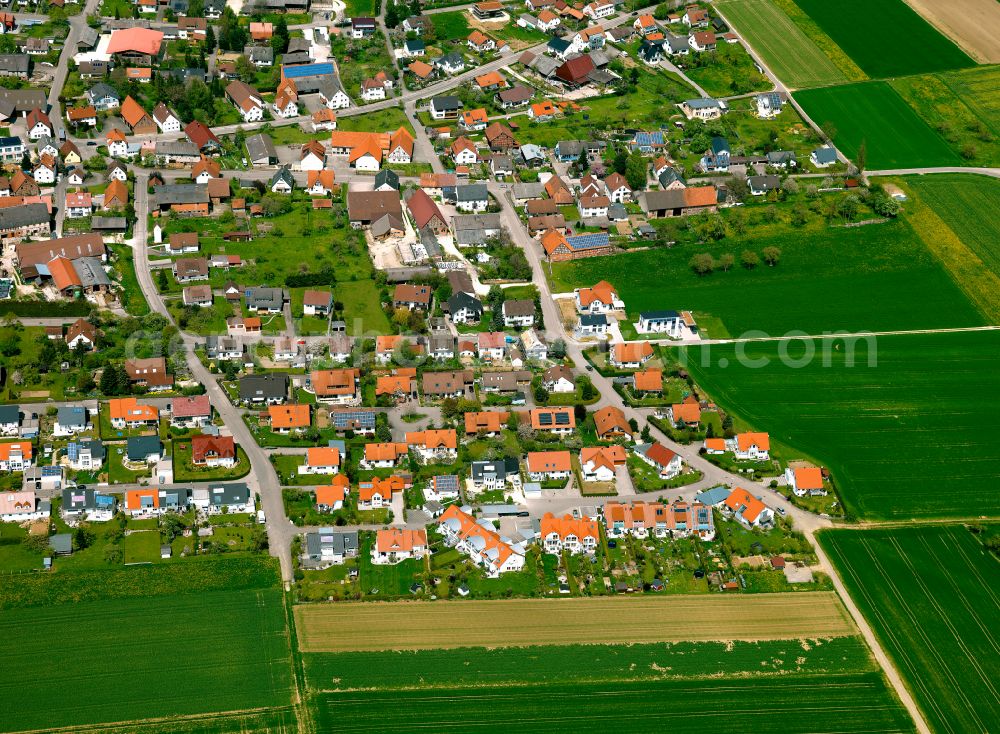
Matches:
[[0, 491, 47, 523], [297, 447, 342, 475], [784, 466, 826, 497], [371, 528, 427, 565], [437, 505, 526, 577], [728, 432, 770, 461], [540, 512, 598, 555], [634, 441, 683, 479], [425, 474, 461, 502], [636, 310, 685, 336], [582, 0, 614, 20]]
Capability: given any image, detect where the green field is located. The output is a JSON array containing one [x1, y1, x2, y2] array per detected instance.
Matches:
[[894, 174, 1000, 321], [717, 0, 849, 89], [305, 636, 875, 690], [59, 708, 299, 734], [890, 67, 1000, 167], [316, 674, 913, 733], [820, 526, 1000, 734], [677, 331, 1000, 520], [549, 218, 986, 337], [795, 82, 963, 168], [792, 0, 974, 78], [0, 588, 293, 732]]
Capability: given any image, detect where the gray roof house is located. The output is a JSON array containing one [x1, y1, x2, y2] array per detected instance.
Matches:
[[471, 458, 520, 486], [55, 406, 88, 432], [245, 133, 278, 166], [126, 435, 163, 463], [238, 373, 289, 404], [245, 286, 287, 312], [305, 528, 359, 563]]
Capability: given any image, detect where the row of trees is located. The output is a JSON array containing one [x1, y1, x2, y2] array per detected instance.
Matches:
[[689, 247, 781, 276]]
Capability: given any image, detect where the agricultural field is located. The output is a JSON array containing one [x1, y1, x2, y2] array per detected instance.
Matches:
[[315, 674, 914, 733], [304, 636, 874, 690], [794, 82, 963, 169], [820, 525, 1000, 734], [548, 216, 986, 338], [792, 0, 975, 77], [716, 0, 851, 89], [890, 67, 1000, 167], [295, 593, 854, 652], [677, 331, 1000, 520], [62, 709, 299, 734], [889, 174, 1000, 322], [684, 42, 770, 98], [899, 0, 1000, 63], [0, 588, 293, 732]]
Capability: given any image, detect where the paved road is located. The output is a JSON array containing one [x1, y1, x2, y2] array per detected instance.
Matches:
[[132, 173, 296, 583], [49, 0, 102, 139]]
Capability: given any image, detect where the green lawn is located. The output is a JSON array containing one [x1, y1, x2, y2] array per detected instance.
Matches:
[[337, 279, 392, 335], [315, 673, 913, 733], [549, 216, 986, 338], [430, 11, 471, 39], [336, 106, 414, 135], [0, 588, 293, 731], [677, 331, 1000, 520], [792, 0, 974, 78], [170, 296, 235, 336], [0, 523, 46, 571], [795, 81, 963, 169], [109, 245, 151, 317], [716, 0, 851, 89], [820, 526, 1000, 734], [684, 42, 770, 98]]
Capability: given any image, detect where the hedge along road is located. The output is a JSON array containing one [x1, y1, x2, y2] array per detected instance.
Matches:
[[295, 593, 856, 652]]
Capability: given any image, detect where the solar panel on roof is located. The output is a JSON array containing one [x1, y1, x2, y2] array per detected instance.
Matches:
[[434, 475, 459, 491], [538, 413, 553, 425], [555, 413, 570, 425], [566, 233, 610, 250], [282, 63, 334, 78]]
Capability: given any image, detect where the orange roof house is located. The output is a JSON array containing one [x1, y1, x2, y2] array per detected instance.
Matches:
[[405, 429, 458, 451], [580, 445, 627, 475], [268, 404, 311, 430], [0, 441, 32, 463], [737, 432, 771, 454], [107, 28, 163, 57], [47, 256, 81, 292], [464, 410, 510, 435], [540, 512, 599, 552], [704, 438, 726, 452], [529, 406, 575, 432], [304, 446, 341, 471], [376, 374, 415, 397], [633, 368, 663, 393], [103, 178, 129, 209], [408, 60, 434, 79], [723, 487, 772, 527], [529, 100, 557, 119], [670, 400, 701, 425], [474, 71, 507, 90], [250, 21, 273, 39], [374, 527, 427, 556], [310, 368, 359, 401], [315, 476, 350, 509], [526, 450, 572, 476], [120, 95, 156, 134], [460, 108, 489, 128], [593, 405, 631, 439], [363, 442, 409, 465], [611, 341, 654, 367], [359, 475, 408, 504], [108, 397, 159, 425], [191, 435, 236, 464], [790, 466, 824, 493]]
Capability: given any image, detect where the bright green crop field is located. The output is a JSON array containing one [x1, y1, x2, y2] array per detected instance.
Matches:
[[677, 331, 1000, 520], [795, 82, 963, 168], [820, 526, 1000, 734], [548, 218, 985, 338], [315, 674, 914, 733], [304, 637, 875, 691], [717, 0, 849, 89], [0, 588, 294, 732], [792, 0, 974, 77]]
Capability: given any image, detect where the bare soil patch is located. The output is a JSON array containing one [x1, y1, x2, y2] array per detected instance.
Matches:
[[295, 593, 855, 652], [903, 0, 1000, 63]]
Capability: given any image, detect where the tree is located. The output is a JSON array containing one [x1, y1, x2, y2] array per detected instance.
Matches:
[[491, 307, 504, 331], [271, 17, 290, 53], [689, 253, 715, 275], [205, 25, 216, 53], [612, 148, 628, 175], [385, 0, 400, 28], [575, 147, 589, 175], [718, 253, 735, 271], [624, 151, 647, 191], [73, 525, 94, 551], [375, 421, 392, 442], [762, 246, 782, 266], [533, 384, 549, 404], [790, 203, 808, 227], [725, 176, 749, 203], [741, 250, 760, 269], [156, 269, 169, 293], [856, 139, 866, 172]]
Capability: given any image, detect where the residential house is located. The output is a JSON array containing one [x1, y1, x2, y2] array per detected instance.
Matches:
[[471, 458, 521, 491], [679, 97, 726, 121], [315, 478, 351, 512], [191, 435, 237, 468], [729, 432, 771, 461], [593, 405, 631, 440], [0, 440, 32, 471], [529, 406, 575, 435], [502, 299, 535, 328], [722, 487, 773, 528], [126, 435, 163, 464], [785, 466, 826, 497], [464, 410, 510, 437], [66, 440, 105, 472], [580, 445, 627, 482], [526, 450, 572, 482], [61, 488, 117, 522], [304, 527, 358, 564], [171, 395, 212, 427], [310, 368, 361, 405], [610, 341, 654, 369], [634, 441, 683, 479], [371, 528, 427, 565], [437, 505, 526, 577], [360, 442, 409, 469], [298, 446, 342, 475], [125, 357, 173, 390], [267, 404, 311, 433], [238, 373, 289, 405], [405, 429, 458, 463], [668, 399, 701, 427], [540, 512, 598, 554]]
